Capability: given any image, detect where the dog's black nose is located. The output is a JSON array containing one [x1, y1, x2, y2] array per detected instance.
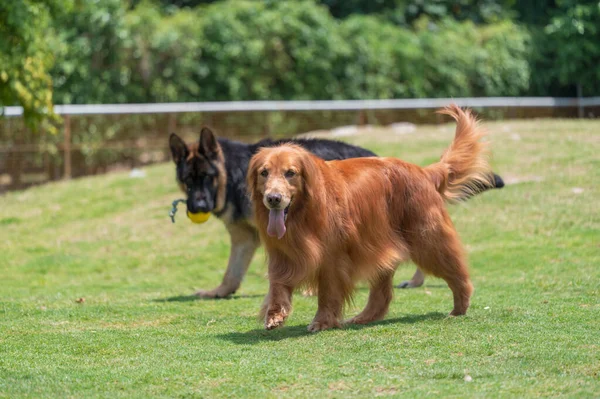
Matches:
[[188, 198, 210, 213], [267, 193, 282, 207], [195, 199, 207, 210]]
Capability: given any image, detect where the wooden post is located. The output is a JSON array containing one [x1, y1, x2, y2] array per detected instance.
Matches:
[[576, 83, 584, 118], [41, 127, 50, 185], [8, 119, 22, 188], [44, 134, 51, 182], [168, 113, 177, 133], [63, 114, 72, 180], [357, 110, 368, 126], [263, 112, 271, 138]]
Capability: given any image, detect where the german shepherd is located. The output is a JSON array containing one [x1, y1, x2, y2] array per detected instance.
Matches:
[[169, 128, 504, 298], [247, 105, 489, 331]]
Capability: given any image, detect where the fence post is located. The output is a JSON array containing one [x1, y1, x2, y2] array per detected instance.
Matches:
[[263, 112, 272, 138], [576, 84, 584, 118], [8, 119, 22, 188], [168, 113, 177, 133], [63, 114, 72, 180], [357, 110, 367, 126]]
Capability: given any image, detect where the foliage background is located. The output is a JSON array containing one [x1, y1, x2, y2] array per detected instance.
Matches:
[[2, 0, 600, 128]]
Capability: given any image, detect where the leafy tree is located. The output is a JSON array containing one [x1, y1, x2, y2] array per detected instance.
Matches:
[[338, 15, 423, 98], [476, 20, 530, 96], [512, 0, 556, 26], [5, 0, 589, 116], [319, 0, 515, 25], [544, 0, 600, 96], [0, 0, 71, 131], [196, 0, 350, 100], [50, 0, 129, 104], [124, 1, 203, 102], [401, 0, 516, 24], [319, 0, 400, 19], [128, 0, 218, 10], [411, 18, 530, 97]]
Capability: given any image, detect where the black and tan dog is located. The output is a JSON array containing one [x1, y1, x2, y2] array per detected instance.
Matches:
[[169, 128, 504, 298]]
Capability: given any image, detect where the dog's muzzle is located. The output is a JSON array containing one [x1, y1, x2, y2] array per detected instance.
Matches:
[[265, 197, 291, 240]]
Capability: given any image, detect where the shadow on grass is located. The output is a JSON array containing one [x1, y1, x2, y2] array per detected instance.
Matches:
[[154, 284, 444, 303], [153, 294, 264, 303], [217, 312, 446, 345], [395, 284, 448, 290], [344, 312, 447, 330]]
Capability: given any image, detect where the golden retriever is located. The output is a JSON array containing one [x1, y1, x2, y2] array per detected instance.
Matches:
[[247, 105, 493, 332]]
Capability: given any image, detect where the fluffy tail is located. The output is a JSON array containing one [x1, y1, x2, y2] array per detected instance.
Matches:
[[425, 104, 494, 202]]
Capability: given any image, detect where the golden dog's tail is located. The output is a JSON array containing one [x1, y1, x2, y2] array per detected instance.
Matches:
[[425, 104, 494, 202]]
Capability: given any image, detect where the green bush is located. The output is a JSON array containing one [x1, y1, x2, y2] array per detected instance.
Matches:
[[413, 18, 530, 97], [544, 0, 600, 96], [414, 18, 481, 97], [475, 20, 530, 96], [338, 15, 423, 99], [195, 0, 349, 100], [318, 0, 514, 25], [124, 1, 203, 102], [0, 0, 70, 131], [8, 0, 592, 112], [50, 0, 129, 104]]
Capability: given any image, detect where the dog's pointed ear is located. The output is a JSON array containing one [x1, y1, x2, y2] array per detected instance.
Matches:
[[199, 127, 219, 159], [169, 133, 188, 164]]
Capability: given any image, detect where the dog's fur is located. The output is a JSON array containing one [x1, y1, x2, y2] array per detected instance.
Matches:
[[170, 126, 504, 299], [170, 130, 376, 297], [248, 105, 492, 331]]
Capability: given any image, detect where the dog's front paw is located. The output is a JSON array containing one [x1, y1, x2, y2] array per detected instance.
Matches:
[[449, 308, 467, 317], [307, 318, 340, 333], [264, 304, 289, 330], [265, 311, 288, 330]]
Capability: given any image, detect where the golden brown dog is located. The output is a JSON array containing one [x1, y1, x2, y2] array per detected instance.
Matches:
[[247, 105, 493, 332]]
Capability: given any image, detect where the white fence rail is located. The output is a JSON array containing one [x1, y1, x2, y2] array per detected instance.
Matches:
[[2, 96, 598, 187], [3, 97, 600, 117]]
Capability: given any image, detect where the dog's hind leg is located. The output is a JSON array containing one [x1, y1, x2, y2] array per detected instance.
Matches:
[[409, 213, 473, 316], [195, 223, 260, 299], [346, 270, 394, 325], [396, 268, 425, 289]]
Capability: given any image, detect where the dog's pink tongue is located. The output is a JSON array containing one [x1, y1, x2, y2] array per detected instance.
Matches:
[[267, 208, 286, 239]]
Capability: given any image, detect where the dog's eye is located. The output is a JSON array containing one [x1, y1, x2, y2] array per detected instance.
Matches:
[[260, 169, 269, 177], [285, 170, 296, 178]]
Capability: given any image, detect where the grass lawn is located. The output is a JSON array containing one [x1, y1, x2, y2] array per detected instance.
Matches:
[[1, 118, 599, 398]]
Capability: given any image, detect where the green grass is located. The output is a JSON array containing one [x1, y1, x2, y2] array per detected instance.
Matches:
[[1, 119, 599, 398]]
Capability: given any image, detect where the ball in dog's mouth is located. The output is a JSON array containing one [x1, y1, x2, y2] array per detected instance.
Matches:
[[267, 204, 290, 239], [187, 210, 210, 224]]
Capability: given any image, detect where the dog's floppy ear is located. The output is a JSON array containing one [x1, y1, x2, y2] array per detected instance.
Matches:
[[169, 133, 188, 164], [199, 127, 219, 159], [247, 150, 264, 202], [299, 150, 321, 202]]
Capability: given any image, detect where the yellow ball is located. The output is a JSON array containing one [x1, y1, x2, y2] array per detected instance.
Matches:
[[187, 211, 210, 224]]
